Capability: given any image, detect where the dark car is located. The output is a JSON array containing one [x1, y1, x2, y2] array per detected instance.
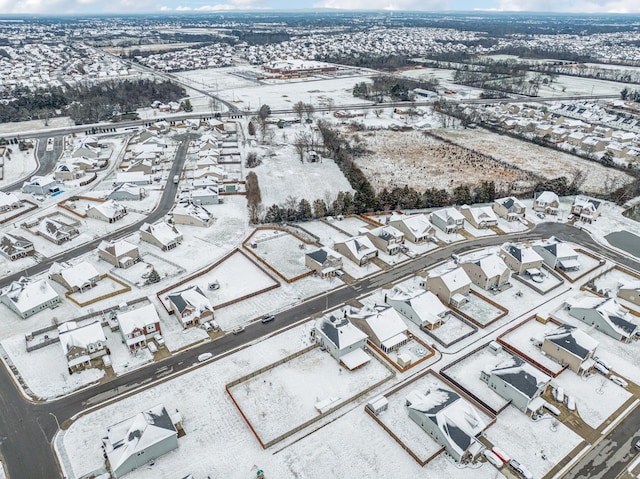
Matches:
[[261, 315, 275, 324]]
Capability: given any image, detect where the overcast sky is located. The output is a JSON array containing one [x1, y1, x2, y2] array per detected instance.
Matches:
[[0, 0, 638, 15]]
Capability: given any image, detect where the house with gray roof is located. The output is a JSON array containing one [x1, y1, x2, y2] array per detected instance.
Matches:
[[406, 384, 486, 462], [140, 222, 182, 252], [533, 238, 580, 271], [425, 267, 472, 307], [313, 315, 370, 370], [459, 254, 510, 291], [364, 225, 405, 255], [493, 196, 526, 221], [0, 233, 34, 261], [387, 213, 435, 244], [542, 324, 598, 375], [386, 286, 449, 330], [102, 404, 179, 478], [167, 285, 213, 328], [58, 320, 108, 373], [617, 280, 640, 307], [533, 191, 560, 215], [305, 247, 343, 278], [109, 183, 145, 202], [0, 276, 61, 319], [571, 195, 603, 223], [566, 296, 638, 342], [499, 242, 544, 275], [334, 235, 377, 266]]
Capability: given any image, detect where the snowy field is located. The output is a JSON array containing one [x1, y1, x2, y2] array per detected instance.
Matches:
[[0, 116, 75, 135], [485, 405, 583, 479], [250, 139, 353, 208], [299, 219, 352, 246], [429, 313, 476, 346], [66, 276, 129, 305], [437, 128, 633, 195], [553, 370, 632, 429], [0, 147, 38, 186], [444, 346, 513, 412], [456, 293, 505, 326], [229, 347, 392, 445], [498, 319, 568, 376], [248, 230, 310, 280], [332, 215, 375, 236]]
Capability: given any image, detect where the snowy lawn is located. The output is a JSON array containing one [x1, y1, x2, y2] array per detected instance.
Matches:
[[456, 293, 505, 327], [228, 347, 392, 445], [495, 217, 529, 234], [298, 219, 351, 246], [247, 230, 310, 280], [464, 221, 497, 238], [66, 276, 130, 306], [591, 266, 640, 305], [429, 312, 476, 346], [515, 269, 565, 294], [560, 250, 606, 282], [333, 216, 374, 236], [444, 346, 513, 412], [339, 255, 381, 279], [498, 318, 567, 376], [434, 228, 465, 244], [111, 250, 185, 288], [552, 370, 632, 429]]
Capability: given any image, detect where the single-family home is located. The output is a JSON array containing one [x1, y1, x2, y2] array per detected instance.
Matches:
[[0, 276, 61, 319], [98, 240, 140, 269], [459, 254, 511, 291], [617, 280, 640, 307], [191, 178, 220, 190], [109, 183, 145, 202], [167, 285, 213, 328], [54, 163, 84, 181], [21, 175, 61, 196], [305, 247, 343, 277], [171, 203, 214, 227], [86, 200, 127, 223], [430, 207, 465, 234], [0, 233, 34, 261], [364, 225, 405, 255], [406, 385, 485, 462], [493, 196, 526, 221], [186, 187, 219, 206], [140, 222, 183, 252], [49, 260, 100, 292], [36, 217, 80, 245], [313, 315, 370, 370], [102, 405, 179, 478], [114, 171, 152, 187], [334, 236, 378, 266], [459, 205, 498, 229], [425, 268, 472, 307], [566, 296, 638, 342], [58, 320, 108, 373], [346, 305, 408, 353], [386, 286, 449, 329], [387, 213, 436, 243], [0, 192, 21, 212], [533, 239, 580, 271], [480, 357, 550, 415], [116, 303, 162, 350], [125, 159, 154, 175], [499, 242, 545, 276], [542, 324, 598, 375], [533, 191, 560, 215], [571, 195, 603, 223], [72, 144, 100, 159]]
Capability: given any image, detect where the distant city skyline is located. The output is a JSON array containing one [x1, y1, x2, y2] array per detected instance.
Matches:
[[0, 0, 638, 15]]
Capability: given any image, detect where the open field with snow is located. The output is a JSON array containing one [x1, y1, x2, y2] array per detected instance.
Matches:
[[299, 219, 351, 246], [437, 128, 633, 195], [248, 229, 311, 280], [229, 347, 392, 445], [333, 215, 376, 236]]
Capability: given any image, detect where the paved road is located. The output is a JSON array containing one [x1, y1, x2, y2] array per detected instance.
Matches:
[[563, 406, 640, 479], [0, 221, 639, 479]]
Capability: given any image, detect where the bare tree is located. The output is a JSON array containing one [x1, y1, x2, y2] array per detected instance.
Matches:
[[293, 101, 305, 122], [373, 108, 384, 118]]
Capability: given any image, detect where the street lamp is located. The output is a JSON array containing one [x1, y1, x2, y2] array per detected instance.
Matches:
[[49, 412, 60, 430]]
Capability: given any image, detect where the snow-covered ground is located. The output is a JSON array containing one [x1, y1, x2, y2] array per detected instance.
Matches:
[[248, 230, 310, 279], [0, 117, 75, 135], [429, 313, 475, 345], [0, 146, 38, 186], [457, 293, 504, 326]]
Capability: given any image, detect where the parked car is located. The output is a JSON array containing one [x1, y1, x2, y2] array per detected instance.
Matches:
[[492, 447, 511, 464], [553, 386, 565, 403], [594, 362, 609, 375], [197, 352, 212, 362], [232, 326, 245, 335], [594, 356, 611, 370], [544, 402, 561, 416], [566, 395, 576, 412], [154, 334, 165, 347], [202, 322, 213, 331], [483, 449, 504, 468], [509, 459, 533, 479], [261, 315, 275, 324], [610, 375, 628, 388], [635, 439, 640, 451], [147, 342, 158, 354], [406, 250, 417, 258]]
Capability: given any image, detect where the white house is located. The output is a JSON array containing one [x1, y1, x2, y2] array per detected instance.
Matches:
[[0, 276, 61, 319], [314, 314, 370, 370], [386, 286, 449, 330]]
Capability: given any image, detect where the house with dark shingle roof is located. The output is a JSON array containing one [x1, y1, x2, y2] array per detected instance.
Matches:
[[0, 233, 34, 261], [566, 296, 638, 342], [334, 235, 377, 266], [305, 247, 343, 277], [542, 324, 598, 375], [499, 242, 544, 275], [313, 314, 370, 370], [167, 285, 213, 328], [493, 196, 526, 221]]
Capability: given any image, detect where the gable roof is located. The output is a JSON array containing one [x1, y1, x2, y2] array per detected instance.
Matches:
[[58, 320, 106, 353], [49, 260, 99, 290], [168, 285, 213, 322], [117, 303, 160, 336], [501, 243, 543, 264], [544, 324, 598, 359], [1, 277, 59, 314], [492, 357, 550, 399], [316, 315, 367, 350], [337, 235, 376, 261]]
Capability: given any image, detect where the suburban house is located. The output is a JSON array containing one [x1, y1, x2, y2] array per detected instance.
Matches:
[[98, 240, 141, 269], [167, 285, 214, 328], [171, 203, 214, 227], [125, 159, 154, 175], [386, 286, 449, 329], [305, 247, 343, 277], [116, 303, 162, 351], [36, 217, 79, 245], [21, 175, 61, 196], [406, 385, 486, 462], [0, 276, 61, 319], [72, 144, 100, 159], [334, 236, 378, 266], [533, 191, 560, 215], [140, 222, 183, 252], [86, 200, 127, 223], [191, 178, 220, 190], [109, 183, 145, 202], [49, 260, 101, 292], [186, 187, 220, 206], [346, 305, 409, 353], [459, 254, 511, 291], [566, 296, 638, 342], [493, 196, 526, 221], [425, 268, 472, 307], [480, 357, 550, 415], [0, 233, 34, 261], [0, 192, 21, 212], [387, 213, 436, 243], [114, 171, 152, 186], [54, 163, 84, 181], [618, 280, 640, 307], [193, 165, 226, 181], [430, 207, 465, 234], [533, 239, 581, 271], [313, 314, 371, 370], [102, 404, 179, 478], [542, 324, 598, 375], [570, 195, 603, 223], [459, 205, 498, 229], [58, 320, 108, 373], [499, 243, 544, 275], [364, 225, 405, 255]]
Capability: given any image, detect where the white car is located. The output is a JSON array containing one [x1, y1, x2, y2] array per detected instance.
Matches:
[[594, 356, 611, 370], [147, 342, 158, 354], [553, 386, 565, 403], [197, 352, 213, 362], [483, 449, 504, 468], [594, 362, 609, 375], [154, 334, 165, 347], [610, 375, 628, 388], [566, 395, 576, 411]]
